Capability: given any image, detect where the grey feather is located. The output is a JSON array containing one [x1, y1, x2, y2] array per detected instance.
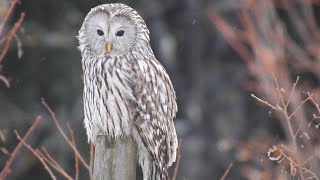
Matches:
[[78, 3, 178, 180]]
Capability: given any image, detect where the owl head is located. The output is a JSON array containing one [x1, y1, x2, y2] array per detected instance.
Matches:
[[78, 3, 150, 57]]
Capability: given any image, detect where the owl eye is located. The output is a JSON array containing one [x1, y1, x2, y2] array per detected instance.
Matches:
[[116, 30, 124, 37], [97, 29, 104, 36]]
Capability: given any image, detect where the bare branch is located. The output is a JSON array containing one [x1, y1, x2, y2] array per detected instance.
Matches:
[[172, 140, 182, 180], [0, 147, 9, 156], [14, 130, 56, 180], [89, 143, 94, 180], [41, 99, 90, 170], [40, 148, 73, 180], [220, 163, 233, 180], [0, 74, 10, 88], [0, 12, 25, 64], [272, 74, 286, 109], [67, 123, 79, 180], [208, 10, 251, 64], [308, 93, 320, 114], [0, 116, 42, 179], [251, 94, 282, 111], [0, 0, 20, 34], [285, 76, 300, 107], [288, 97, 311, 120]]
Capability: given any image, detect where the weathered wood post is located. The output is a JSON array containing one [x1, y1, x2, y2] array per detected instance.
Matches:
[[93, 136, 137, 180]]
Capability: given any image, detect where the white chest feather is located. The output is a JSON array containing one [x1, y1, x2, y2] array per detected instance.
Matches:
[[82, 56, 134, 142]]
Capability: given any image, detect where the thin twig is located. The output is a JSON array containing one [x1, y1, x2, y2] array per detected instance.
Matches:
[[0, 74, 10, 88], [294, 125, 301, 139], [0, 147, 9, 156], [40, 147, 73, 180], [308, 93, 320, 114], [172, 140, 182, 180], [273, 76, 305, 180], [41, 99, 90, 170], [288, 97, 311, 120], [208, 10, 251, 64], [89, 143, 94, 179], [0, 116, 42, 179], [272, 74, 287, 108], [285, 76, 300, 107], [67, 123, 79, 180], [0, 130, 7, 142], [303, 155, 314, 166], [0, 13, 25, 64], [251, 94, 282, 111], [38, 149, 59, 169], [220, 163, 233, 180], [0, 36, 7, 45], [0, 0, 20, 34], [14, 130, 56, 180], [211, 1, 320, 179], [280, 151, 319, 180]]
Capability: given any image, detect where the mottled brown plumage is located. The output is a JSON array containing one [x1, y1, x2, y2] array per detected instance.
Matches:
[[78, 3, 178, 180]]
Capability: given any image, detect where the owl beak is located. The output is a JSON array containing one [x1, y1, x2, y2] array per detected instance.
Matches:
[[106, 43, 112, 53]]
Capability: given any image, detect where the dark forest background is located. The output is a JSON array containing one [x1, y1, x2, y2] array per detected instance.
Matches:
[[1, 0, 320, 179]]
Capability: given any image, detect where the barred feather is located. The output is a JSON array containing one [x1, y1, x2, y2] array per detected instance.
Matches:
[[79, 3, 178, 180]]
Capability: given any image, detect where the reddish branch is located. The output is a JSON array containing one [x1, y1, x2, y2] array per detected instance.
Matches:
[[11, 99, 94, 179], [172, 140, 182, 180], [0, 2, 93, 178], [220, 163, 233, 180], [9, 100, 93, 179], [0, 75, 10, 88], [89, 143, 94, 179], [308, 93, 320, 114], [0, 0, 21, 34], [0, 116, 42, 179], [251, 77, 316, 179], [2, 105, 93, 180], [208, 10, 251, 64], [0, 147, 9, 156], [41, 99, 90, 171], [67, 124, 79, 180], [0, 12, 25, 64], [209, 0, 320, 179], [274, 76, 306, 180], [0, 10, 25, 87], [40, 147, 73, 180], [251, 93, 282, 111], [14, 130, 57, 180]]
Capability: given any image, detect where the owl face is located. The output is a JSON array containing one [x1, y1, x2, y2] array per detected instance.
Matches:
[[83, 11, 137, 56]]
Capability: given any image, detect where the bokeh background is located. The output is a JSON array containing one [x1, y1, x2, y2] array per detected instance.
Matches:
[[2, 0, 320, 179]]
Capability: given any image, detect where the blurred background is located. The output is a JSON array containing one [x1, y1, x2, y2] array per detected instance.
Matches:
[[1, 0, 320, 179]]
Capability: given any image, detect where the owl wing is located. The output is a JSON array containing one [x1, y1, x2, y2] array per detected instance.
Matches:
[[130, 58, 178, 170]]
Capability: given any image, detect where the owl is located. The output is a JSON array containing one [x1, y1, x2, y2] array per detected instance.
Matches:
[[78, 3, 178, 180]]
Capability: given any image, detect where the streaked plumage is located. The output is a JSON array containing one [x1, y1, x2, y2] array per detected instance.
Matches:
[[78, 3, 178, 180]]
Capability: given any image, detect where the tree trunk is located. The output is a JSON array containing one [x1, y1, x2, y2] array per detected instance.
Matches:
[[93, 136, 137, 180]]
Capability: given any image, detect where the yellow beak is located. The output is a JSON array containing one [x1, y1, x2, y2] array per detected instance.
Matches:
[[106, 43, 112, 53]]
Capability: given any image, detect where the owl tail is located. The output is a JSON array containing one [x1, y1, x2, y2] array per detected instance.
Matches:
[[151, 163, 169, 180]]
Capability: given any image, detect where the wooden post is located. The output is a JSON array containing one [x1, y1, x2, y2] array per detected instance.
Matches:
[[93, 136, 137, 180]]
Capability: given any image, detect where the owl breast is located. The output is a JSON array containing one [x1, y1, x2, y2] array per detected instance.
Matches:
[[82, 55, 135, 143]]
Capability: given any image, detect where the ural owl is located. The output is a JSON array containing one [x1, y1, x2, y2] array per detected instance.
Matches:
[[78, 3, 178, 180]]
